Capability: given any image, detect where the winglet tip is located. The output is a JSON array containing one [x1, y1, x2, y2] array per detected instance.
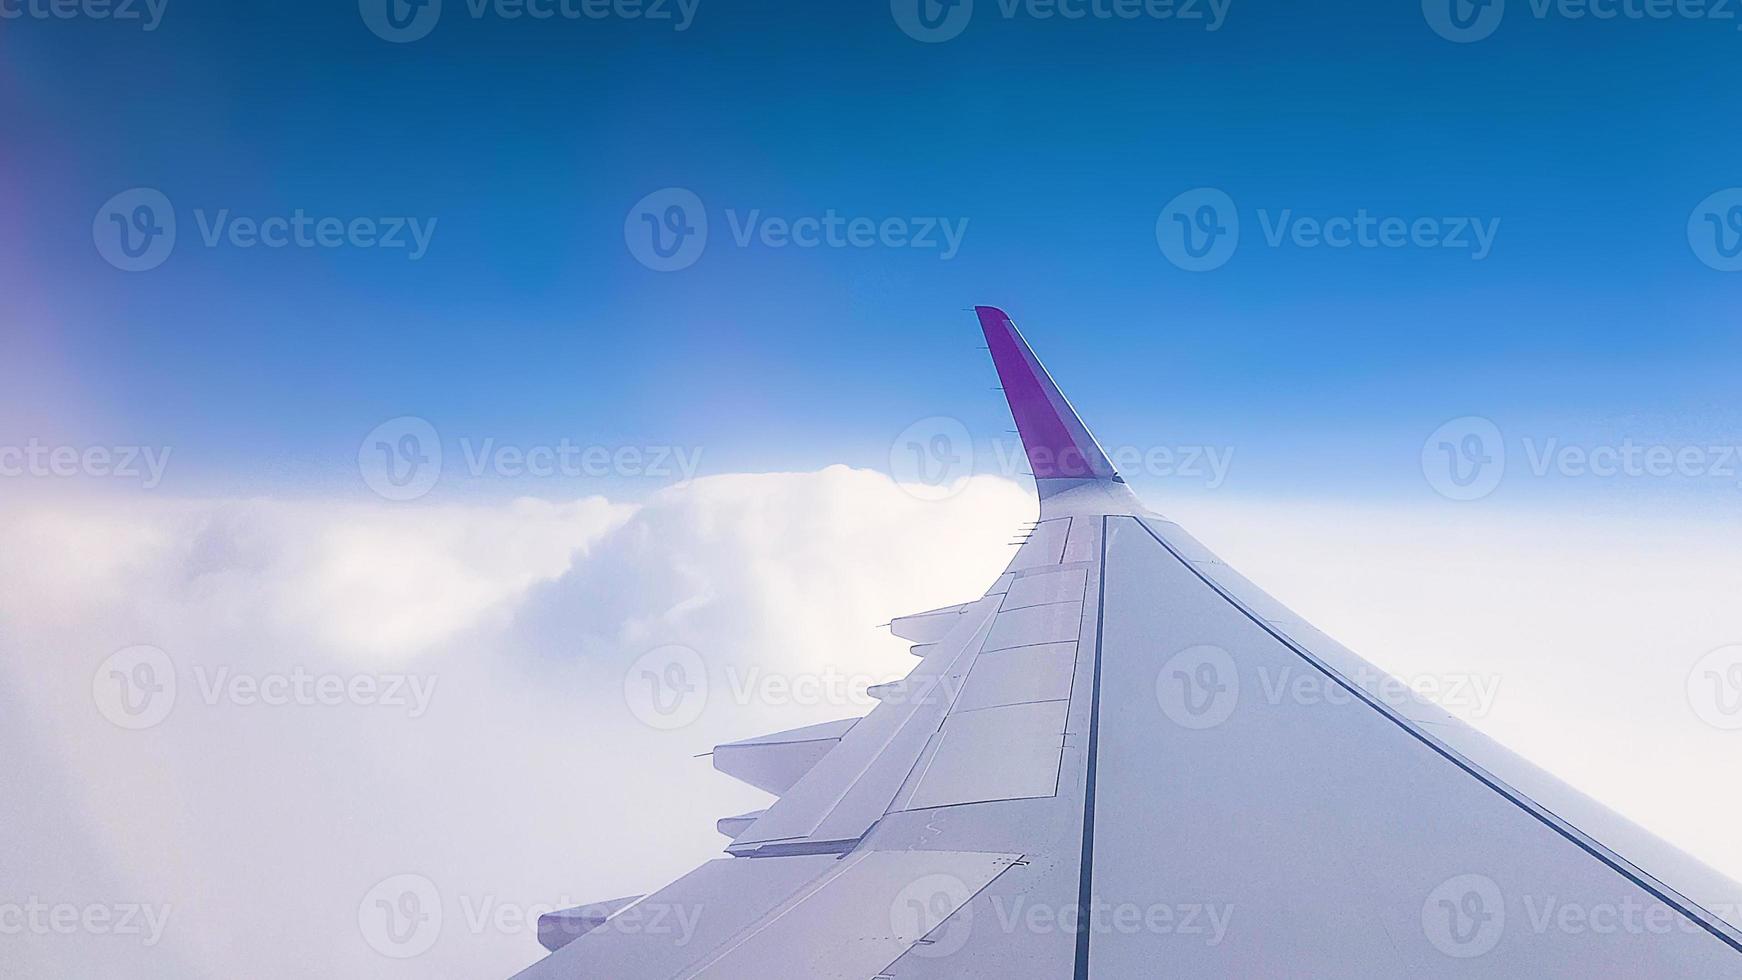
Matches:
[[973, 305, 1123, 489]]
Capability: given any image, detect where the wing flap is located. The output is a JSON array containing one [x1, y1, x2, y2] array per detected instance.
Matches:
[[686, 849, 1022, 978], [726, 598, 1003, 853], [713, 718, 858, 796], [889, 602, 974, 643], [511, 855, 842, 979], [900, 699, 1069, 810]]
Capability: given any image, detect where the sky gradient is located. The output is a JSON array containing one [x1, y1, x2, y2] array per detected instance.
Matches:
[[4, 0, 1740, 510], [5, 6, 1742, 976]]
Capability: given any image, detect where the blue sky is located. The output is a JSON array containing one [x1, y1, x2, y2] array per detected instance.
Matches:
[[5, 0, 1740, 507]]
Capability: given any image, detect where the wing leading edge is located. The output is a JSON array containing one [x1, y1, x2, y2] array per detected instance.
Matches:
[[515, 307, 1742, 978]]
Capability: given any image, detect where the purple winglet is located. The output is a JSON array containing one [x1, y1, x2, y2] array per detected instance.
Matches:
[[976, 306, 1122, 484]]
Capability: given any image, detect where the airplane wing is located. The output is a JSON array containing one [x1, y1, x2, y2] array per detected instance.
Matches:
[[514, 307, 1742, 978]]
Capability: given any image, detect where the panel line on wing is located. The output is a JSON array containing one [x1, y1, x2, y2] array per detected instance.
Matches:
[[1070, 515, 1109, 980]]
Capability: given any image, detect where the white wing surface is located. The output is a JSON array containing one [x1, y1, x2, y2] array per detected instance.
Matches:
[[513, 307, 1742, 978]]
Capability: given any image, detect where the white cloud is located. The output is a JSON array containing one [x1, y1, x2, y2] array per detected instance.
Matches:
[[3, 475, 1740, 977], [0, 469, 1031, 978]]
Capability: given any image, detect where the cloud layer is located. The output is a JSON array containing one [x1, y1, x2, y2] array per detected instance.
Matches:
[[0, 468, 1030, 977], [3, 472, 1740, 977]]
